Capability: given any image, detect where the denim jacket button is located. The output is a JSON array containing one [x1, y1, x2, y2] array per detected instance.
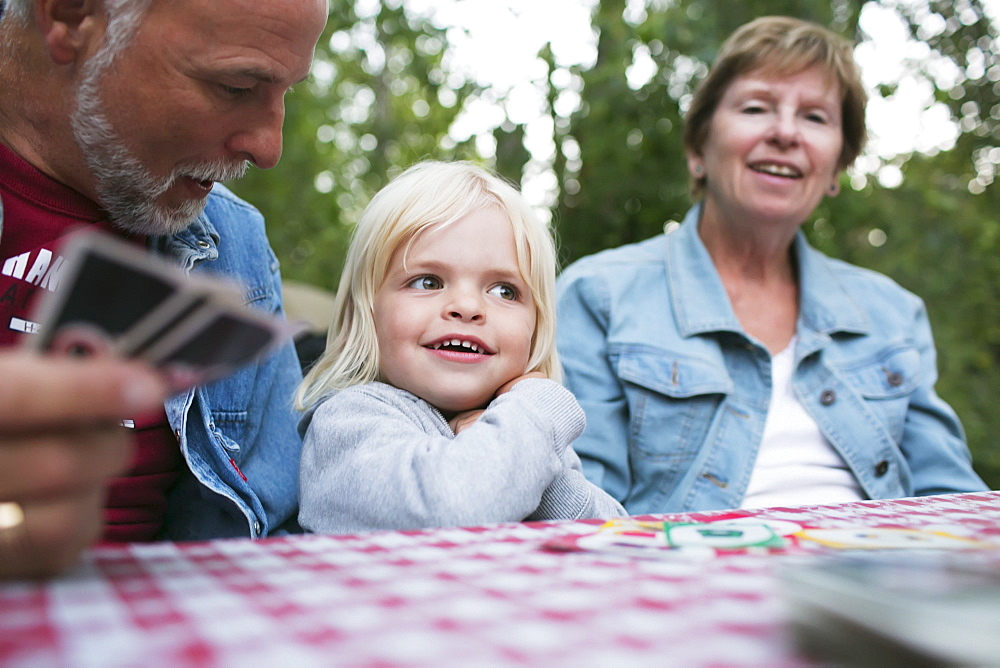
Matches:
[[886, 372, 903, 387], [874, 460, 889, 477], [196, 240, 211, 249], [819, 389, 836, 406]]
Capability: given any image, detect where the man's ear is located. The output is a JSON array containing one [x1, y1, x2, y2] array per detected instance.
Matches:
[[35, 0, 105, 65]]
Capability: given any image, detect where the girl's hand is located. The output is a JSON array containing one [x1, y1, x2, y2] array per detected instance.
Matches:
[[495, 371, 547, 397], [449, 410, 484, 434], [448, 372, 548, 434]]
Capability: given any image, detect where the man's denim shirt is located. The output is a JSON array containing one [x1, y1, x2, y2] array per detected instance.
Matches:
[[151, 185, 303, 540], [556, 205, 987, 514]]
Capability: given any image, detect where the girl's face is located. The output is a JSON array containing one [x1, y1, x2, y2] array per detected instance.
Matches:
[[372, 207, 537, 417]]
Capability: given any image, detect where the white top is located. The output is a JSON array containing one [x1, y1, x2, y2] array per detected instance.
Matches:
[[741, 338, 864, 509]]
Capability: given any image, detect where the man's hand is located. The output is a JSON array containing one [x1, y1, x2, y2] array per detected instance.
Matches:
[[0, 352, 168, 579]]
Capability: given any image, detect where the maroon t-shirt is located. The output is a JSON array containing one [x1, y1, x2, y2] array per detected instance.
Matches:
[[0, 141, 181, 542]]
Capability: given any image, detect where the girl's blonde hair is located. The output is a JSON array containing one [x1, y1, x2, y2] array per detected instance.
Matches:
[[296, 160, 560, 410]]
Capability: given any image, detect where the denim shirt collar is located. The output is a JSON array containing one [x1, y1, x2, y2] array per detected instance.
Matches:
[[147, 211, 221, 270], [665, 203, 871, 345]]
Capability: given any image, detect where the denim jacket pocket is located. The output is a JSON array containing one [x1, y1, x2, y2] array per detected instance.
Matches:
[[610, 345, 732, 474], [239, 246, 281, 309], [838, 344, 921, 442]]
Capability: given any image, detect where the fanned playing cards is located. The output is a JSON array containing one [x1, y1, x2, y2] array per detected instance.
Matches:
[[27, 230, 304, 391]]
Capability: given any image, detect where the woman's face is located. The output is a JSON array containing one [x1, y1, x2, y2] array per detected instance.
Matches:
[[688, 65, 844, 230]]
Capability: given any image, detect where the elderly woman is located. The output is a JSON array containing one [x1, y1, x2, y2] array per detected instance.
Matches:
[[556, 16, 987, 514]]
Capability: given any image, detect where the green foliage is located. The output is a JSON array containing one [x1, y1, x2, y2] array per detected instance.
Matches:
[[228, 2, 482, 291]]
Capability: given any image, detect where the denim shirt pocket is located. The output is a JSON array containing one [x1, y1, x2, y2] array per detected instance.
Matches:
[[611, 344, 733, 483], [198, 298, 284, 445], [837, 344, 921, 443]]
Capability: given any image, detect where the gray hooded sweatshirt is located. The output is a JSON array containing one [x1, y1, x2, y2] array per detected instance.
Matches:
[[298, 377, 626, 534]]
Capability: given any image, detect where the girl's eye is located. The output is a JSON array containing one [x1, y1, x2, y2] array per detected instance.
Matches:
[[408, 275, 442, 290], [487, 283, 519, 301], [742, 104, 766, 115], [805, 111, 829, 124]]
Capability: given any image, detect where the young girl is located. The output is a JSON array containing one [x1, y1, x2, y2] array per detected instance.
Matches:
[[296, 161, 626, 533]]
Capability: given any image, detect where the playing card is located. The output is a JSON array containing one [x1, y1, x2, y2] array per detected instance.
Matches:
[[140, 301, 302, 389], [121, 290, 216, 357], [28, 230, 303, 390], [29, 232, 188, 357]]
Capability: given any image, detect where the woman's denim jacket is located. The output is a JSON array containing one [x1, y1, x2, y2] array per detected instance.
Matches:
[[556, 205, 987, 514], [151, 185, 303, 540]]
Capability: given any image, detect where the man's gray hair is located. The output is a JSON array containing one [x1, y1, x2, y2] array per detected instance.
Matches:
[[0, 0, 31, 25]]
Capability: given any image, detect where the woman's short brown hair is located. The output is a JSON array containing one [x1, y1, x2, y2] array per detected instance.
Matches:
[[683, 16, 867, 198]]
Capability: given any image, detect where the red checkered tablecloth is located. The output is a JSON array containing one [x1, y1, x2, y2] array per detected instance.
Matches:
[[2, 491, 999, 666]]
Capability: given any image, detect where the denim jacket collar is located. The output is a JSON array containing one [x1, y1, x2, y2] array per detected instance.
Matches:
[[665, 203, 871, 349], [664, 205, 741, 337], [147, 211, 221, 270], [794, 232, 869, 336]]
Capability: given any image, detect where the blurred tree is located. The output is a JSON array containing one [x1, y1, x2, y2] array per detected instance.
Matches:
[[228, 1, 481, 291]]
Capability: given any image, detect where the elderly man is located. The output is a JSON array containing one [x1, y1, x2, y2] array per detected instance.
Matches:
[[0, 0, 328, 577]]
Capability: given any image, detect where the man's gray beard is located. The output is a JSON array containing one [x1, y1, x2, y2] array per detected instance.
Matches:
[[70, 57, 248, 237]]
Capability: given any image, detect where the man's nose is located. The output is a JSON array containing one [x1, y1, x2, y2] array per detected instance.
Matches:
[[226, 98, 285, 170]]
